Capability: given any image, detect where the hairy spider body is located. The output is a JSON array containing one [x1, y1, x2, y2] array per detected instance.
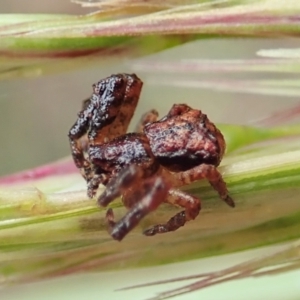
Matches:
[[69, 73, 234, 241], [144, 105, 225, 172], [88, 133, 159, 181]]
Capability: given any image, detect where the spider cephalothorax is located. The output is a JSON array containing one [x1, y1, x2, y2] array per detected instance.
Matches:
[[69, 73, 234, 241]]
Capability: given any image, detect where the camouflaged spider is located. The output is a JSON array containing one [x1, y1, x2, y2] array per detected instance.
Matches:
[[68, 73, 234, 241]]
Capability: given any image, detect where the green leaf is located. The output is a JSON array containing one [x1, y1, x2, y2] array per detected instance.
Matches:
[[1, 0, 300, 80], [0, 123, 300, 282]]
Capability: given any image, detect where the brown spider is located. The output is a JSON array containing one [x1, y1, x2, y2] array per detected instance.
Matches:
[[68, 73, 234, 241]]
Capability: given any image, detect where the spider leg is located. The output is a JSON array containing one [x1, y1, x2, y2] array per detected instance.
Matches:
[[87, 173, 108, 198], [143, 188, 201, 236], [98, 165, 146, 207], [107, 74, 143, 138], [135, 109, 159, 133], [164, 164, 235, 208], [68, 95, 99, 177], [68, 110, 91, 170], [70, 74, 139, 179], [90, 74, 143, 143], [106, 177, 169, 241], [98, 165, 169, 241]]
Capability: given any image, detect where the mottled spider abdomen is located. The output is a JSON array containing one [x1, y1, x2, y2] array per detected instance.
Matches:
[[144, 104, 226, 172]]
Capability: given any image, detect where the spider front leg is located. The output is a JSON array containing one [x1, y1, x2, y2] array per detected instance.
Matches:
[[144, 188, 201, 236], [98, 165, 169, 241], [68, 114, 91, 177], [98, 165, 145, 207], [165, 164, 235, 208], [68, 94, 100, 180], [69, 129, 93, 182], [86, 173, 108, 198]]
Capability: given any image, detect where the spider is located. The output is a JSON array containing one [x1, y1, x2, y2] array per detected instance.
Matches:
[[68, 73, 234, 241]]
